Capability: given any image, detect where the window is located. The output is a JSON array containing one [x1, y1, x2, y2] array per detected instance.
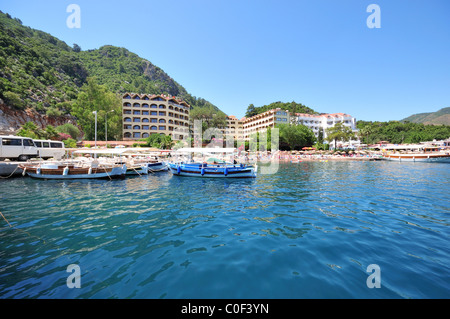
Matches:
[[133, 110, 140, 115], [123, 102, 131, 107], [133, 118, 140, 122], [124, 132, 132, 138], [123, 110, 131, 114], [142, 133, 149, 138], [159, 119, 166, 123], [133, 132, 141, 138], [159, 126, 166, 130], [133, 125, 140, 130], [50, 142, 63, 148], [43, 142, 50, 148], [151, 111, 158, 116], [2, 138, 22, 146], [34, 141, 42, 147], [150, 126, 157, 130], [159, 111, 166, 116], [124, 95, 131, 99], [150, 118, 158, 123], [142, 104, 149, 108], [150, 104, 157, 108], [133, 103, 140, 108], [23, 139, 35, 146], [124, 125, 132, 129], [159, 104, 166, 109], [142, 125, 149, 130], [133, 96, 140, 100], [142, 118, 149, 123], [142, 111, 149, 115], [124, 117, 132, 122]]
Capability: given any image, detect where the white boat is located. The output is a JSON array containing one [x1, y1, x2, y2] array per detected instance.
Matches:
[[72, 148, 168, 175], [382, 145, 450, 163]]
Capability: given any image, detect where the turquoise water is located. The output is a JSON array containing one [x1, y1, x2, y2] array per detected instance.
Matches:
[[0, 161, 449, 299]]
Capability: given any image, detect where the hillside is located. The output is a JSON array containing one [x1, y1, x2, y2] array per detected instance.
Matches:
[[245, 101, 317, 118], [401, 107, 450, 125], [0, 11, 222, 133]]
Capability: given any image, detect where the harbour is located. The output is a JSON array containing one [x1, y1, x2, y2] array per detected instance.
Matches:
[[0, 160, 449, 298]]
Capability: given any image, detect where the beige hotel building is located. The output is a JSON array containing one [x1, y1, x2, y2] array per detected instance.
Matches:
[[242, 108, 290, 140], [122, 93, 190, 141]]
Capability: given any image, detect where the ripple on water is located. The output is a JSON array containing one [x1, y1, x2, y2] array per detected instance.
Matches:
[[0, 161, 449, 298]]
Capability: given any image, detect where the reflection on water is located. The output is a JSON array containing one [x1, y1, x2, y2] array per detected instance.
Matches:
[[0, 161, 449, 298]]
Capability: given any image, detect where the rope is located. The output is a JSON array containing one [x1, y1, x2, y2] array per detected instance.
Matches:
[[0, 210, 46, 244], [0, 164, 20, 179]]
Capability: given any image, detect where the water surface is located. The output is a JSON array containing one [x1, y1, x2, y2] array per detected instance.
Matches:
[[0, 161, 449, 298]]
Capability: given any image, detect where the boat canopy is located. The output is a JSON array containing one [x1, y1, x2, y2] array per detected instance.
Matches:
[[174, 147, 236, 154], [73, 148, 161, 155]]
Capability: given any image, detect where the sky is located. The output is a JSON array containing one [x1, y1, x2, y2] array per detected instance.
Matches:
[[1, 0, 449, 122]]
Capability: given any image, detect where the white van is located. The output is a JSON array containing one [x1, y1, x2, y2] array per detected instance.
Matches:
[[0, 135, 39, 161], [33, 139, 66, 160]]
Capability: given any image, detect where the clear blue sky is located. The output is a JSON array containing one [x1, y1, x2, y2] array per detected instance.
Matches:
[[2, 0, 449, 121]]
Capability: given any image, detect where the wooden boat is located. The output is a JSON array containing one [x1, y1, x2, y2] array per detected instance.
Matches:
[[168, 162, 257, 178], [19, 162, 127, 179]]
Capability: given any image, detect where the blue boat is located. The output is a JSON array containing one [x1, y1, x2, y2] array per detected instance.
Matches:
[[168, 162, 257, 178]]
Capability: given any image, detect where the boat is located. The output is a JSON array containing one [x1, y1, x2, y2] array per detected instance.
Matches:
[[19, 161, 127, 179], [168, 162, 257, 178], [72, 148, 168, 174], [168, 147, 257, 178], [382, 145, 450, 163]]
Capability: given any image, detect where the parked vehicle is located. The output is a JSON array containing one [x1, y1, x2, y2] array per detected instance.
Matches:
[[0, 135, 38, 161], [33, 139, 66, 160]]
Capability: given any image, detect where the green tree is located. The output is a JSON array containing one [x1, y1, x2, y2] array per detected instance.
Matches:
[[16, 121, 41, 139], [56, 123, 81, 140], [71, 77, 122, 141], [245, 104, 258, 118], [325, 122, 356, 149], [44, 125, 59, 140], [277, 124, 316, 150], [3, 91, 24, 109]]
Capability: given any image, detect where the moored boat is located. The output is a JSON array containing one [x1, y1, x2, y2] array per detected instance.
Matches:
[[382, 145, 450, 163], [19, 162, 127, 179], [168, 162, 257, 178]]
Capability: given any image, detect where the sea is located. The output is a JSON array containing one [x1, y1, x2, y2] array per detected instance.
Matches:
[[0, 160, 449, 299]]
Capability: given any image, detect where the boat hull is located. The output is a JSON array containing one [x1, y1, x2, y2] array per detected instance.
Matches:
[[145, 162, 168, 172], [21, 164, 127, 179], [168, 163, 256, 178], [383, 154, 450, 163]]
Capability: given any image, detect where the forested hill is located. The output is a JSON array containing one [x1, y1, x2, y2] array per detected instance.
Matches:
[[245, 101, 318, 118], [401, 107, 450, 125], [0, 11, 222, 123]]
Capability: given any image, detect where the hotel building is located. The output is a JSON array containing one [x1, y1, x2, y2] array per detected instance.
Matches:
[[243, 108, 290, 140], [292, 112, 357, 139], [240, 109, 359, 146], [122, 93, 190, 141], [221, 115, 244, 140]]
